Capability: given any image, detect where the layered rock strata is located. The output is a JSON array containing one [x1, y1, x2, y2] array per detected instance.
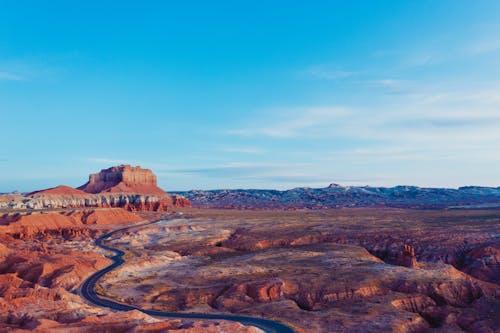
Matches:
[[1, 165, 190, 212], [78, 165, 166, 195]]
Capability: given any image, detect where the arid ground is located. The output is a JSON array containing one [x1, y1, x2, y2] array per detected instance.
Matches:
[[103, 208, 499, 332], [1, 207, 499, 332]]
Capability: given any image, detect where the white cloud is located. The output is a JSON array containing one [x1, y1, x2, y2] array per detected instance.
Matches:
[[228, 107, 351, 138], [227, 83, 500, 175]]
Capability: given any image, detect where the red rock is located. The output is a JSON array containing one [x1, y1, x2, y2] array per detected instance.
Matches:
[[3, 165, 190, 212], [78, 165, 166, 195], [0, 165, 191, 211], [28, 185, 88, 196], [0, 209, 143, 239], [399, 244, 418, 268]]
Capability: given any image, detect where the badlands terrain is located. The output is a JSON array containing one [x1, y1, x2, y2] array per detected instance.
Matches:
[[0, 165, 499, 332], [101, 209, 500, 333]]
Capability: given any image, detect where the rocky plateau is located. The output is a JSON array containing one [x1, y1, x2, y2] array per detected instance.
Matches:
[[1, 165, 190, 212]]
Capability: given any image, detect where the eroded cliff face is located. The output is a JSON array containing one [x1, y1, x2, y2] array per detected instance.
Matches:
[[6, 192, 189, 211], [78, 165, 165, 195], [1, 165, 191, 212]]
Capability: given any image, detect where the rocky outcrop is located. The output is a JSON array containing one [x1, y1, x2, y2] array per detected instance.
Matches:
[[5, 192, 188, 211], [0, 165, 190, 211], [214, 279, 286, 311], [0, 209, 143, 239], [370, 243, 418, 268], [78, 165, 166, 195], [462, 245, 500, 284]]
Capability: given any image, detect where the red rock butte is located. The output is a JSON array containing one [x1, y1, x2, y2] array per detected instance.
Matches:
[[78, 165, 166, 195], [2, 165, 190, 211]]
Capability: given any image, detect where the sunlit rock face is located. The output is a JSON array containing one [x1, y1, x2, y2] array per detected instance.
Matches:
[[78, 165, 165, 195], [0, 165, 190, 212]]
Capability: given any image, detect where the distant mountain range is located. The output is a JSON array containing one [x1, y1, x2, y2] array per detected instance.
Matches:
[[173, 184, 500, 209]]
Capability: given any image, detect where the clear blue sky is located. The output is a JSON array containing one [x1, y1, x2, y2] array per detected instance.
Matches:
[[1, 1, 500, 192]]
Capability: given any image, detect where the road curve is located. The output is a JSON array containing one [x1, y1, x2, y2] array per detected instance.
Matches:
[[79, 217, 296, 333]]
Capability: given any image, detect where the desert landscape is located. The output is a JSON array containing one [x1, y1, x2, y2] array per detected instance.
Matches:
[[3, 2, 500, 332], [0, 166, 498, 332]]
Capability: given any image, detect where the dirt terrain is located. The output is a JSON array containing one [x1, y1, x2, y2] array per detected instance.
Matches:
[[99, 208, 500, 333], [0, 206, 498, 332], [0, 208, 261, 332]]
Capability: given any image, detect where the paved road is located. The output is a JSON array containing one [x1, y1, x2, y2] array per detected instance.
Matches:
[[79, 218, 296, 333]]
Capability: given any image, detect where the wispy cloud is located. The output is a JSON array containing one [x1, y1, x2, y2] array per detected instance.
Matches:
[[227, 83, 500, 169], [166, 162, 298, 177], [465, 39, 500, 55], [159, 161, 391, 189], [463, 23, 500, 55], [228, 106, 351, 138], [373, 79, 411, 89], [217, 146, 266, 154], [161, 162, 350, 188], [301, 65, 355, 80], [0, 71, 26, 81], [84, 157, 134, 165]]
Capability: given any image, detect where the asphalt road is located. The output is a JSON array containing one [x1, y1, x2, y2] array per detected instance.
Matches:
[[79, 217, 296, 333]]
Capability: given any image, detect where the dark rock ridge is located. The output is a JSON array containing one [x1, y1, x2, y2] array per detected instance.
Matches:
[[1, 165, 190, 211], [174, 184, 500, 209]]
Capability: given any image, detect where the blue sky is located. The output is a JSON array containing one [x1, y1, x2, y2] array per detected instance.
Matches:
[[1, 1, 500, 191]]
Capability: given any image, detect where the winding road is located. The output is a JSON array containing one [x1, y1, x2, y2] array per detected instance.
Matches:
[[79, 217, 296, 333]]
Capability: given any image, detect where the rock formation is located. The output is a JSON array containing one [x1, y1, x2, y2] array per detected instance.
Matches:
[[78, 165, 166, 195], [0, 165, 190, 212], [0, 209, 143, 239]]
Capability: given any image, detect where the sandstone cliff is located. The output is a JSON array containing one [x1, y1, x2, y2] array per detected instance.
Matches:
[[78, 165, 166, 195], [1, 165, 190, 212]]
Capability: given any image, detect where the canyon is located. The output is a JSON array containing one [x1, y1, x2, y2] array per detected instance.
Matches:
[[0, 208, 263, 332], [98, 209, 499, 333], [0, 166, 499, 332]]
